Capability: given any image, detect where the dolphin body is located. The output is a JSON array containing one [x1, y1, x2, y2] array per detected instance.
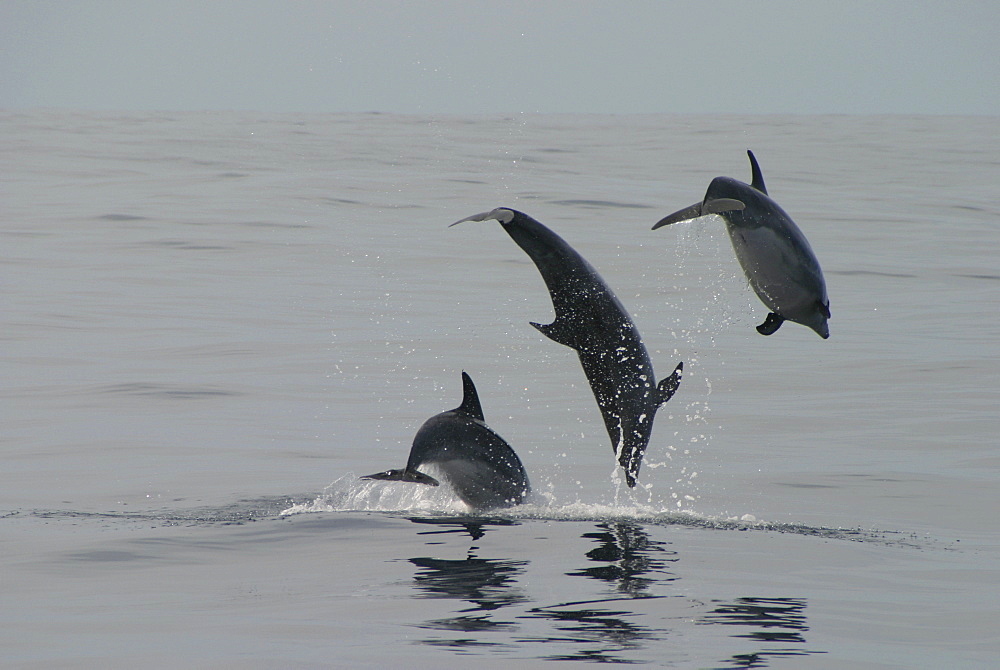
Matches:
[[653, 150, 831, 339], [452, 208, 683, 488], [361, 371, 529, 510]]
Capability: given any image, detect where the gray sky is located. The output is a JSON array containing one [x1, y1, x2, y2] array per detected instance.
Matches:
[[2, 1, 997, 115]]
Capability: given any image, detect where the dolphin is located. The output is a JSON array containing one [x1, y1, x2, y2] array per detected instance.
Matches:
[[451, 208, 683, 488], [361, 371, 529, 510], [653, 150, 831, 339]]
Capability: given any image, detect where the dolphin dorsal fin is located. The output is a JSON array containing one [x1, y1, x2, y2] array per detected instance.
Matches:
[[747, 150, 767, 194], [458, 371, 485, 421]]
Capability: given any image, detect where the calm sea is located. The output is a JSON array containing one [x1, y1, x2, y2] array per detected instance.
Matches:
[[3, 110, 998, 668]]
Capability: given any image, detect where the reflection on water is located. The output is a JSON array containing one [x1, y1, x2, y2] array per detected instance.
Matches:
[[569, 521, 678, 594], [405, 518, 826, 665], [700, 597, 827, 668], [526, 521, 675, 662], [408, 516, 519, 542], [410, 555, 528, 612], [407, 517, 528, 643], [702, 597, 808, 643], [524, 599, 663, 663]]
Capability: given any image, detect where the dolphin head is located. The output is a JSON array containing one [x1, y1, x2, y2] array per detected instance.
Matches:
[[798, 299, 831, 339]]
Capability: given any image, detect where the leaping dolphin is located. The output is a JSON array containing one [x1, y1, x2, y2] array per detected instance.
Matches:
[[653, 150, 831, 339], [451, 208, 683, 488], [361, 371, 529, 510]]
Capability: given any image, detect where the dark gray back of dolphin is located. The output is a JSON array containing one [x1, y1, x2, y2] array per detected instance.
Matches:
[[653, 151, 830, 339], [361, 372, 529, 510], [452, 208, 683, 488]]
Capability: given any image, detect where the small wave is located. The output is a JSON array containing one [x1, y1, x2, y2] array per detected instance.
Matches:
[[954, 273, 1000, 281], [829, 269, 917, 279], [97, 213, 149, 221], [95, 383, 242, 399], [549, 199, 654, 210]]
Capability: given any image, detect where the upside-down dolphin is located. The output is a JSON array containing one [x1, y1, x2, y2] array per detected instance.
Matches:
[[653, 150, 830, 339], [361, 371, 529, 510], [451, 208, 683, 488]]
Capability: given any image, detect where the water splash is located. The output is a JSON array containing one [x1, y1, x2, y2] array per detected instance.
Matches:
[[280, 472, 468, 515], [277, 475, 928, 548]]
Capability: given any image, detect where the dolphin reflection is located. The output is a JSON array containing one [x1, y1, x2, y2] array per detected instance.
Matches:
[[570, 521, 678, 595]]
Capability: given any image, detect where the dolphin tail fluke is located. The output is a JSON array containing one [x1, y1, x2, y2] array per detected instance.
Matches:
[[457, 371, 485, 421], [655, 362, 683, 406], [756, 312, 785, 336], [530, 320, 578, 349], [360, 468, 440, 486]]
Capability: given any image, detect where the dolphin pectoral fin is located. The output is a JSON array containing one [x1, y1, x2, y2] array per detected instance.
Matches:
[[652, 202, 704, 229], [656, 362, 684, 406], [756, 312, 785, 336], [360, 468, 440, 486], [702, 198, 746, 215], [530, 320, 578, 349]]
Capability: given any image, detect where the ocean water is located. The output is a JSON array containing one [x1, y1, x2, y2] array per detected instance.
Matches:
[[3, 110, 998, 668]]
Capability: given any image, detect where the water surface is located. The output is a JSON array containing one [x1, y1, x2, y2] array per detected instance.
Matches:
[[3, 111, 998, 667]]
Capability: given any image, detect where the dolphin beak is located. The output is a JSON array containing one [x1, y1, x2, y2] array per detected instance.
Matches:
[[360, 468, 441, 486], [652, 198, 746, 230], [652, 202, 703, 229], [449, 211, 495, 227], [449, 207, 515, 227]]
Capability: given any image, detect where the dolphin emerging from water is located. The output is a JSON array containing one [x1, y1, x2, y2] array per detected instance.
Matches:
[[361, 371, 529, 510], [653, 150, 831, 339], [451, 207, 683, 488]]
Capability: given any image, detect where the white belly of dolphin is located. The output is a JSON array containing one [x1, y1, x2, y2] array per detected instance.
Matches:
[[727, 225, 819, 318]]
